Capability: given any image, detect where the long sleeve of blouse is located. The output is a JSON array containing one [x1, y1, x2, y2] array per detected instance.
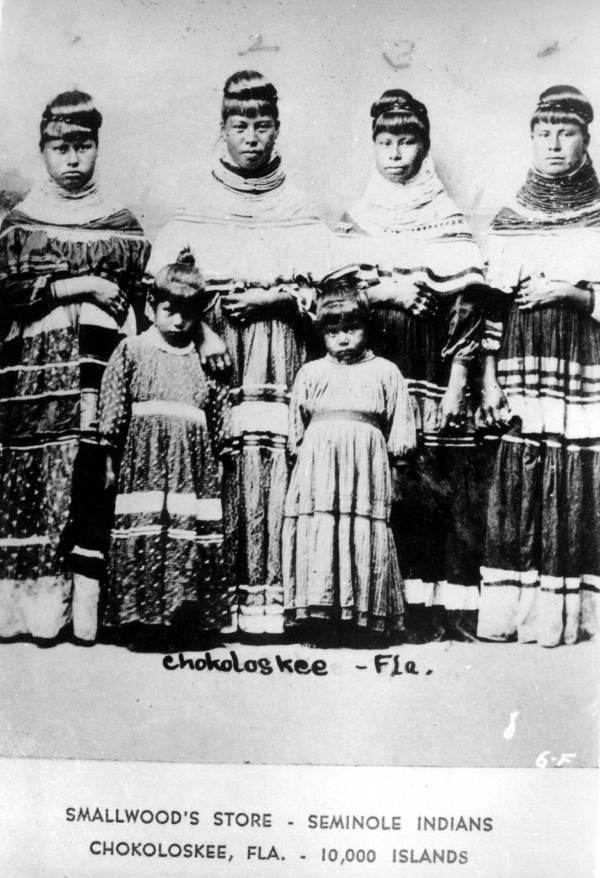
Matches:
[[385, 365, 417, 459], [0, 217, 54, 324]]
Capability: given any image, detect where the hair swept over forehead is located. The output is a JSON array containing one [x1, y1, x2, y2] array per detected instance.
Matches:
[[221, 70, 279, 123]]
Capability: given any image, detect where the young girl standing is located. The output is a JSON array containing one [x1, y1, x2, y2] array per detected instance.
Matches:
[[0, 91, 150, 644], [99, 263, 231, 643], [148, 71, 337, 635], [282, 273, 417, 645]]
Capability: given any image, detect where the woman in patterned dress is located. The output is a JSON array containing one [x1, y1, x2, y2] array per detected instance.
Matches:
[[0, 91, 150, 644]]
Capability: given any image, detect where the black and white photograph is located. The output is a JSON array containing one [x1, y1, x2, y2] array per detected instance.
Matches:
[[0, 0, 598, 875]]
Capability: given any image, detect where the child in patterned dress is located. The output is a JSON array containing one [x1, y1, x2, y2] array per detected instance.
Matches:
[[99, 262, 231, 649]]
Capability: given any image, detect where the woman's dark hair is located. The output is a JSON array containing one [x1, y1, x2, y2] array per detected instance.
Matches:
[[531, 85, 593, 142], [39, 90, 102, 150], [221, 70, 279, 124], [370, 88, 430, 151]]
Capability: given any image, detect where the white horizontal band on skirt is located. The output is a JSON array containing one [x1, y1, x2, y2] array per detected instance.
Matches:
[[111, 525, 222, 543], [500, 355, 600, 383], [239, 605, 284, 617], [1, 436, 79, 451], [7, 301, 132, 340], [132, 400, 207, 426], [238, 583, 282, 595], [481, 567, 538, 585], [115, 491, 222, 519], [0, 388, 78, 403], [231, 399, 289, 438], [404, 578, 479, 610], [0, 535, 50, 547], [481, 567, 600, 591], [71, 545, 103, 559], [502, 393, 600, 441], [238, 613, 284, 634]]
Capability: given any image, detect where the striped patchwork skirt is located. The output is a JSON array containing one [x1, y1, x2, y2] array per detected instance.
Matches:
[[478, 305, 600, 645], [103, 400, 230, 630], [374, 305, 490, 614]]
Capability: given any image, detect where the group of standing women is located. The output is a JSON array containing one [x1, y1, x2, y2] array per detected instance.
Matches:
[[0, 71, 598, 650]]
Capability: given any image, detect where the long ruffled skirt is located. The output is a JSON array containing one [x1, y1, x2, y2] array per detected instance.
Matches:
[[478, 305, 600, 645]]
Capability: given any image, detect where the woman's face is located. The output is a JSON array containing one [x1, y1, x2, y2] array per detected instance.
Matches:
[[42, 137, 98, 191], [374, 131, 427, 184], [222, 114, 278, 171], [531, 121, 587, 177]]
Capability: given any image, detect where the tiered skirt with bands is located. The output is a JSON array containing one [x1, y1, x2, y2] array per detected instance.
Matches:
[[99, 332, 230, 631], [478, 220, 600, 645], [479, 303, 600, 645], [0, 208, 149, 639], [282, 354, 416, 634], [335, 203, 488, 625], [213, 307, 308, 634], [147, 198, 339, 635]]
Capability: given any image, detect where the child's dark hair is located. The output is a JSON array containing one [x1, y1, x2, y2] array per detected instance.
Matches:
[[39, 90, 102, 150], [316, 273, 372, 336], [370, 88, 430, 152], [221, 70, 279, 124], [150, 261, 208, 315]]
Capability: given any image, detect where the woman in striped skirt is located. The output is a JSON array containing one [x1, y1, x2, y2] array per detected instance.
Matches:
[[478, 85, 600, 646], [337, 89, 488, 640], [147, 71, 337, 635], [0, 91, 149, 644]]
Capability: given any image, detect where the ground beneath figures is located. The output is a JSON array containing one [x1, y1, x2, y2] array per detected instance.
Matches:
[[1, 640, 597, 768]]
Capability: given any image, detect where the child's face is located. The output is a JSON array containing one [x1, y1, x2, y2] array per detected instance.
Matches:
[[323, 321, 368, 363], [42, 137, 98, 191], [154, 300, 198, 347], [222, 113, 278, 170]]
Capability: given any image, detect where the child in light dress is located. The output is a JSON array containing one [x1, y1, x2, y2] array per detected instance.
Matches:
[[282, 272, 417, 647]]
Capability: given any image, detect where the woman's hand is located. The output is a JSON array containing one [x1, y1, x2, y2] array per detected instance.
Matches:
[[390, 464, 403, 503], [221, 287, 281, 322], [394, 279, 436, 316], [480, 379, 511, 428], [87, 277, 128, 321], [515, 275, 591, 312], [440, 361, 468, 430], [199, 322, 231, 374], [104, 454, 116, 490], [440, 384, 466, 430], [368, 277, 436, 316], [478, 355, 511, 428]]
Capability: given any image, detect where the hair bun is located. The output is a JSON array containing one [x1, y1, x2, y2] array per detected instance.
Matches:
[[222, 70, 279, 122], [534, 84, 593, 127], [39, 90, 102, 149], [370, 89, 428, 125]]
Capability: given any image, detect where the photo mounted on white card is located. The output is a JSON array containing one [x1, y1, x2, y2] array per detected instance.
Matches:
[[1, 1, 599, 875], [0, 0, 598, 836]]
